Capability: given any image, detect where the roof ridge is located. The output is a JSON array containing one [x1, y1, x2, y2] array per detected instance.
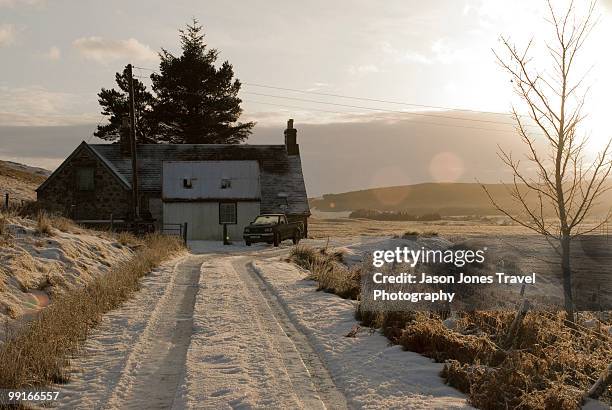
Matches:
[[88, 143, 287, 148]]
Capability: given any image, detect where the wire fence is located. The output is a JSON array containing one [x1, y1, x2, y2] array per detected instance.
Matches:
[[600, 220, 610, 241], [161, 222, 188, 244], [510, 287, 612, 399], [2, 192, 27, 211]]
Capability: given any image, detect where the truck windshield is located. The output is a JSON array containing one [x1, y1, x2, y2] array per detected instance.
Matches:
[[252, 216, 279, 225]]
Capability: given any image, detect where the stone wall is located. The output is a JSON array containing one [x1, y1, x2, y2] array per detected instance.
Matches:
[[37, 146, 132, 220]]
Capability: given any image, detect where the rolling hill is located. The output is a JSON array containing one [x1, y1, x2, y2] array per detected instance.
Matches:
[[309, 182, 612, 217], [0, 160, 50, 203]]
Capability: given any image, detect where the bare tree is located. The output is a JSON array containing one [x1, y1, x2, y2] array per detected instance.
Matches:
[[484, 0, 612, 320]]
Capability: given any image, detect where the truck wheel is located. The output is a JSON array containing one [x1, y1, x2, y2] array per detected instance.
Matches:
[[273, 233, 280, 247], [292, 231, 301, 245], [245, 240, 251, 246]]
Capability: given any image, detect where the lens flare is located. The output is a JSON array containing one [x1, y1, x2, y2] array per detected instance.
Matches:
[[429, 152, 464, 182]]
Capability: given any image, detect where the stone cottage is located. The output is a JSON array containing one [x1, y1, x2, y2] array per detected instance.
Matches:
[[36, 120, 310, 240]]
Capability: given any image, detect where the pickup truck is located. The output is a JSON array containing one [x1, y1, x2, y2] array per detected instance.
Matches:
[[243, 214, 303, 247]]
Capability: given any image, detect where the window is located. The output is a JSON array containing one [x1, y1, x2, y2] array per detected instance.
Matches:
[[183, 178, 193, 189], [76, 167, 94, 191], [219, 202, 237, 224], [253, 215, 280, 225], [220, 178, 231, 189]]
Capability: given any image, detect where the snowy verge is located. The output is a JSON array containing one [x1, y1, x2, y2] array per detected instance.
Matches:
[[0, 215, 133, 338], [252, 259, 473, 409], [53, 255, 185, 409]]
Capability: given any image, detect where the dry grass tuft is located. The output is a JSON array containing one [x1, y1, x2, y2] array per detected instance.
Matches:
[[398, 317, 505, 365], [49, 215, 78, 233], [289, 245, 359, 299], [35, 211, 53, 236], [288, 245, 320, 269], [392, 230, 440, 239], [442, 351, 584, 409], [0, 214, 7, 236], [0, 213, 10, 248], [116, 231, 141, 247], [438, 312, 612, 409], [0, 234, 185, 389], [9, 252, 45, 291], [288, 245, 345, 269], [6, 304, 19, 319], [0, 267, 7, 293], [356, 307, 612, 409]]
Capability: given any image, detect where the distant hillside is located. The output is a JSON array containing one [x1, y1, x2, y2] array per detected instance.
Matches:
[[309, 182, 612, 217], [0, 160, 50, 202]]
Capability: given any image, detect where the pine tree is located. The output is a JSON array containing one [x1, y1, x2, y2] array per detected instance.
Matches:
[[94, 66, 157, 143], [150, 20, 254, 143]]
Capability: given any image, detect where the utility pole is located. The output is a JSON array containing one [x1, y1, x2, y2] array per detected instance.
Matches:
[[126, 63, 140, 220]]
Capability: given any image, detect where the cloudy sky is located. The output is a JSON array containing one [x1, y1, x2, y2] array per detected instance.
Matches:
[[1, 0, 611, 196]]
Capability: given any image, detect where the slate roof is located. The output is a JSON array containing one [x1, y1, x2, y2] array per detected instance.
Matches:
[[88, 143, 310, 216]]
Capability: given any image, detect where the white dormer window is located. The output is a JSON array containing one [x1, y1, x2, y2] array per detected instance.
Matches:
[[183, 178, 193, 189], [221, 178, 231, 189]]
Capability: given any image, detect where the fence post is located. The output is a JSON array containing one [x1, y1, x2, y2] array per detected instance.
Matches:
[[183, 222, 188, 244], [223, 223, 229, 245], [584, 362, 612, 401], [503, 299, 531, 349]]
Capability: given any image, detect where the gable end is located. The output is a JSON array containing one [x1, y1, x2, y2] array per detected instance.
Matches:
[[37, 142, 131, 193]]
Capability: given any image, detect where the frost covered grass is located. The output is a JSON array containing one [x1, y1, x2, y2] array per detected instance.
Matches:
[[0, 234, 185, 389], [290, 243, 612, 409], [395, 230, 439, 238], [438, 311, 612, 409], [35, 211, 53, 236], [117, 231, 141, 247], [356, 303, 612, 409], [48, 215, 78, 234], [27, 209, 80, 237], [0, 214, 7, 236], [289, 245, 361, 299], [0, 211, 132, 325]]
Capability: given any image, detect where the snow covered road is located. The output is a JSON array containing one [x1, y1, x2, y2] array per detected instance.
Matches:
[[174, 254, 347, 409], [55, 240, 470, 409]]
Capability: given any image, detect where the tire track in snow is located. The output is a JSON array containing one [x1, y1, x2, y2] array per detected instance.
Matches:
[[56, 242, 353, 409], [105, 256, 202, 409], [233, 257, 349, 409]]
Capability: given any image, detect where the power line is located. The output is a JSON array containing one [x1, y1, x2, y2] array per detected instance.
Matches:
[[126, 84, 527, 133], [244, 99, 358, 115], [242, 91, 530, 128], [131, 65, 538, 133], [88, 116, 106, 142], [243, 82, 520, 118], [243, 99, 530, 135], [133, 65, 524, 119]]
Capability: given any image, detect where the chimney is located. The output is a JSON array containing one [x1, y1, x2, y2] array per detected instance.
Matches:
[[120, 115, 131, 157], [284, 119, 299, 155]]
